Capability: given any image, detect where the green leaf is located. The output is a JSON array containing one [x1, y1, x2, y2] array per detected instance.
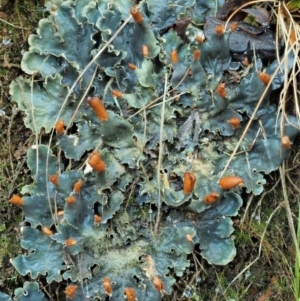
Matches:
[[146, 0, 194, 30], [30, 1, 97, 89], [180, 0, 225, 25], [135, 60, 157, 88], [100, 111, 136, 148], [10, 75, 80, 134], [92, 148, 126, 188], [27, 145, 60, 195], [95, 190, 124, 223], [187, 193, 242, 265], [13, 282, 47, 301], [0, 291, 12, 301], [198, 30, 231, 83], [21, 52, 60, 77], [229, 71, 270, 118], [58, 120, 103, 160], [12, 227, 65, 282]]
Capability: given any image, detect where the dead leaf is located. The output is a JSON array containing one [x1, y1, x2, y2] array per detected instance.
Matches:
[[242, 8, 270, 26]]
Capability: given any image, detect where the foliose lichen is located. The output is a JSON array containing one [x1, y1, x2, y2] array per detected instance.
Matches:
[[7, 0, 298, 300]]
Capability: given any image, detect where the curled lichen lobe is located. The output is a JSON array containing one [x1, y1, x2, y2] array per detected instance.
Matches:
[[153, 276, 164, 293], [9, 194, 24, 206], [227, 117, 240, 129], [281, 135, 291, 148], [55, 119, 64, 134], [218, 176, 244, 189], [204, 192, 220, 205], [88, 151, 106, 172], [87, 96, 109, 121], [73, 179, 83, 193], [183, 172, 196, 194], [130, 7, 143, 23], [103, 277, 112, 296], [65, 285, 77, 299], [124, 288, 137, 301], [49, 174, 59, 185]]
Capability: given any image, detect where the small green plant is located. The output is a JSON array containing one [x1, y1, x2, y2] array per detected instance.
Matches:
[[3, 0, 299, 300]]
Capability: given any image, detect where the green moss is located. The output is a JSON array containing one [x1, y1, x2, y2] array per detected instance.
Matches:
[[234, 228, 252, 245], [0, 0, 43, 296]]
